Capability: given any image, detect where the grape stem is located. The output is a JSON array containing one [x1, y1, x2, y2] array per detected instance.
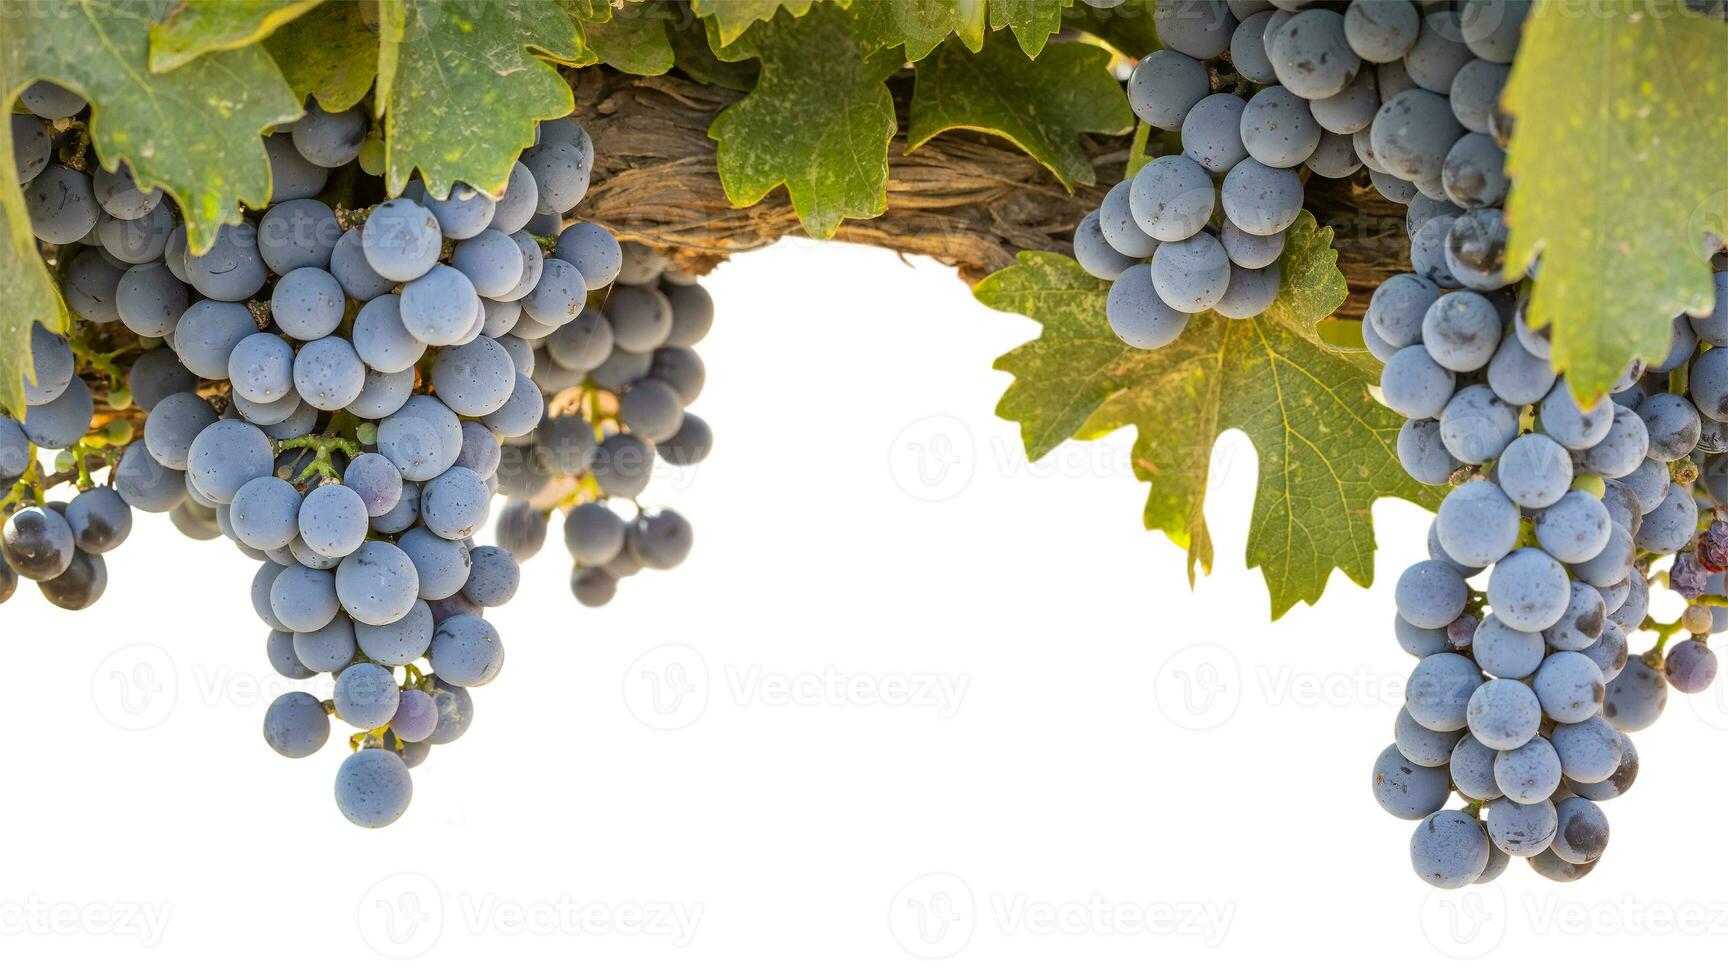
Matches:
[[275, 433, 363, 487]]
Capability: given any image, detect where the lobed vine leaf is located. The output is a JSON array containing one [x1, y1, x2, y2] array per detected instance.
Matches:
[[855, 0, 988, 60], [376, 0, 589, 200], [692, 0, 848, 46], [0, 117, 70, 419], [987, 0, 1071, 58], [1503, 1, 1728, 404], [264, 0, 381, 111], [586, 0, 677, 75], [977, 216, 1442, 617], [908, 38, 1132, 190], [148, 0, 324, 72], [0, 0, 301, 254], [707, 4, 901, 238]]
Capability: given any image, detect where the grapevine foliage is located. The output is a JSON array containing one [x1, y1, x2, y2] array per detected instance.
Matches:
[[1502, 1, 1728, 403], [981, 216, 1442, 617]]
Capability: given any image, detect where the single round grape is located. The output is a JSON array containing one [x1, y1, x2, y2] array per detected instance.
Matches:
[[1472, 614, 1544, 679], [20, 375, 93, 450], [1404, 651, 1480, 731], [1380, 345, 1454, 419], [1239, 86, 1321, 167], [428, 613, 505, 687], [478, 372, 544, 439], [1305, 130, 1363, 178], [298, 483, 370, 559], [97, 203, 175, 263], [1368, 167, 1418, 204], [1484, 334, 1553, 409], [421, 466, 491, 541], [143, 391, 217, 470], [1603, 656, 1666, 732], [1487, 547, 1571, 632], [1464, 677, 1541, 752], [62, 249, 126, 323], [230, 476, 304, 551], [521, 257, 588, 330], [1405, 10, 1474, 93], [1444, 207, 1515, 291], [1580, 619, 1630, 684], [1396, 418, 1458, 485], [26, 165, 99, 244], [62, 486, 132, 556], [397, 526, 471, 601], [1635, 392, 1700, 463], [228, 332, 296, 404], [362, 197, 442, 282], [1127, 49, 1211, 128], [1567, 731, 1637, 800], [1409, 809, 1489, 889], [521, 139, 590, 214], [1212, 263, 1280, 319], [663, 282, 714, 347], [1154, 0, 1235, 59], [378, 395, 463, 482], [1106, 266, 1190, 350], [1550, 715, 1624, 785], [1633, 482, 1698, 555], [1219, 218, 1285, 271], [257, 197, 339, 275], [290, 101, 365, 166], [570, 566, 621, 607], [1449, 732, 1503, 801], [270, 563, 340, 633], [1438, 383, 1516, 464], [1484, 798, 1556, 858], [1150, 232, 1231, 313], [1129, 155, 1215, 243], [1394, 705, 1465, 767], [294, 614, 357, 672], [266, 629, 315, 678], [628, 509, 694, 570], [342, 453, 403, 518], [1494, 734, 1561, 804], [1219, 158, 1303, 235], [390, 689, 439, 743], [610, 286, 678, 355], [263, 132, 329, 203], [334, 748, 413, 827], [1343, 0, 1419, 62], [11, 115, 51, 184], [331, 226, 394, 302], [1181, 93, 1249, 173], [1549, 796, 1609, 865], [355, 600, 435, 666], [263, 691, 331, 759], [114, 441, 188, 513], [116, 262, 190, 339], [397, 264, 480, 345], [1532, 650, 1608, 724], [1496, 434, 1571, 509], [336, 662, 402, 729], [291, 335, 366, 412], [1436, 479, 1519, 565], [1370, 88, 1463, 182], [650, 347, 706, 405], [1310, 72, 1379, 135], [426, 680, 473, 745], [1539, 383, 1614, 450], [333, 539, 420, 627], [1372, 743, 1451, 819], [2, 506, 75, 581], [1268, 9, 1359, 98], [1368, 273, 1441, 349], [1073, 210, 1137, 281], [1664, 639, 1718, 694], [1420, 291, 1500, 372], [1395, 610, 1450, 657], [564, 502, 628, 565], [461, 545, 520, 607], [175, 299, 259, 380], [1543, 580, 1607, 652], [495, 501, 549, 559], [185, 220, 268, 301], [1098, 180, 1158, 259]]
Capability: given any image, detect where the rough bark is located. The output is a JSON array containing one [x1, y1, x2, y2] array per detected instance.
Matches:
[[569, 68, 1409, 319]]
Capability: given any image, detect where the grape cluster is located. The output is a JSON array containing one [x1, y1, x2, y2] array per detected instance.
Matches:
[[486, 242, 711, 609], [1356, 7, 1728, 884], [6, 81, 612, 827], [1078, 0, 1530, 350]]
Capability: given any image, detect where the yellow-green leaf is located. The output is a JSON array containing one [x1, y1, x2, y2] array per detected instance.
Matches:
[[376, 0, 589, 199], [908, 38, 1131, 190], [669, 16, 761, 90], [978, 216, 1441, 617], [148, 0, 324, 72], [707, 4, 900, 238], [988, 0, 1071, 58], [0, 0, 301, 256], [691, 0, 842, 46], [0, 115, 70, 418], [855, 0, 988, 60], [586, 0, 676, 75], [1503, 1, 1728, 403], [263, 0, 381, 111]]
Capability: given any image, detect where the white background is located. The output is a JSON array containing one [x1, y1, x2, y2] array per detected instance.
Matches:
[[5, 240, 1728, 973]]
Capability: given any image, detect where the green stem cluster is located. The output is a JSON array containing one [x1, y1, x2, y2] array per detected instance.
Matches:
[[275, 433, 364, 487]]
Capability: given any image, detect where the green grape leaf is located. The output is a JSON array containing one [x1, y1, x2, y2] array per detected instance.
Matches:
[[707, 4, 900, 238], [987, 0, 1071, 58], [669, 18, 761, 90], [855, 0, 988, 60], [978, 216, 1441, 617], [376, 0, 589, 200], [1503, 1, 1728, 404], [148, 0, 324, 72], [691, 0, 841, 46], [0, 0, 301, 256], [908, 39, 1132, 190], [1063, 0, 1158, 57], [586, 1, 676, 75], [263, 0, 380, 111], [0, 116, 70, 418]]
